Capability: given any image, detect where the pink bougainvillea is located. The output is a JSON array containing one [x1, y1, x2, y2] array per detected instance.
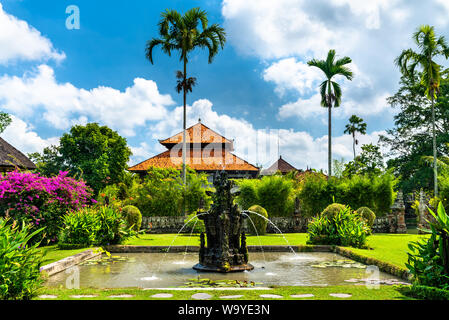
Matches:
[[0, 171, 93, 243]]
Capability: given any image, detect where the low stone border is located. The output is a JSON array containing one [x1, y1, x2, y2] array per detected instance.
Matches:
[[40, 248, 102, 276]]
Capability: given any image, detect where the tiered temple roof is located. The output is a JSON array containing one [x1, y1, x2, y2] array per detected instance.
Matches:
[[261, 156, 298, 175], [128, 121, 259, 176]]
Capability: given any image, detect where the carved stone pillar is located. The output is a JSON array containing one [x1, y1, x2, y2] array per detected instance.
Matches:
[[391, 191, 407, 233]]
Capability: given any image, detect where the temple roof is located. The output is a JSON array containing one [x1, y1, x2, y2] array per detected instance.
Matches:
[[159, 121, 234, 150], [0, 137, 36, 171], [128, 148, 259, 172], [261, 156, 297, 175]]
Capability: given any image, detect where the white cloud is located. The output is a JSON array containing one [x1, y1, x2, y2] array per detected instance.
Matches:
[[0, 65, 175, 136], [0, 3, 65, 64], [134, 98, 386, 171], [222, 0, 449, 121], [1, 115, 58, 154]]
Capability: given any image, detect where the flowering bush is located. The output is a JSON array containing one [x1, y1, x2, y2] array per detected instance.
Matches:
[[0, 171, 93, 243]]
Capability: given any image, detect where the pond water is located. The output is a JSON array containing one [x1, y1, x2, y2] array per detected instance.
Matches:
[[45, 252, 406, 289]]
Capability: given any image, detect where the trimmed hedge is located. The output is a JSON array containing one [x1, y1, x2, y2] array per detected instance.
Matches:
[[247, 205, 268, 236], [398, 285, 449, 300], [122, 205, 142, 231], [356, 207, 376, 227]]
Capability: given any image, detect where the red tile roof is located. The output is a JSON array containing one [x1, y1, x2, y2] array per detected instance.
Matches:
[[261, 156, 297, 175], [128, 148, 259, 172]]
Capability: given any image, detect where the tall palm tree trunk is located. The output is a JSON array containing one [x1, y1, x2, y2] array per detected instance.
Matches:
[[328, 105, 332, 177], [352, 132, 356, 159], [432, 96, 438, 197], [182, 57, 187, 186]]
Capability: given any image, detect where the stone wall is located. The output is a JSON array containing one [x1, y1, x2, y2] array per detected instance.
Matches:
[[142, 215, 392, 234]]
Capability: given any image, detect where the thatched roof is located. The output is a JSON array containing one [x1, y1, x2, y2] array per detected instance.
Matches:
[[0, 137, 36, 171]]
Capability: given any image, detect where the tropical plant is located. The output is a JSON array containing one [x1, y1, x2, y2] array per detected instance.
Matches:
[[395, 25, 449, 197], [0, 219, 45, 300], [406, 202, 449, 289], [343, 143, 385, 177], [308, 49, 354, 176], [344, 115, 367, 159], [307, 206, 370, 248], [146, 7, 226, 184], [246, 205, 268, 236], [58, 206, 136, 247]]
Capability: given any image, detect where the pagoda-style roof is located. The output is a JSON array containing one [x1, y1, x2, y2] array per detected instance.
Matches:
[[128, 148, 259, 173], [261, 156, 297, 175], [159, 121, 234, 151], [0, 137, 36, 172]]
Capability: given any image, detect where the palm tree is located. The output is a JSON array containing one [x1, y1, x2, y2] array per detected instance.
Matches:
[[396, 25, 449, 197], [146, 8, 226, 185], [308, 50, 354, 177], [344, 115, 367, 159]]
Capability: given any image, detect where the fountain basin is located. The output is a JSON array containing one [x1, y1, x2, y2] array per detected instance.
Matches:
[[44, 252, 407, 289], [192, 262, 254, 273]]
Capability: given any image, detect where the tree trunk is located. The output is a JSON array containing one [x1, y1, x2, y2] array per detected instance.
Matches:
[[328, 105, 332, 177], [432, 96, 438, 197], [352, 132, 356, 159], [182, 57, 187, 217]]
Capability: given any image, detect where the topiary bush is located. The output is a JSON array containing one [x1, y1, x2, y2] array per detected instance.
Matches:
[[307, 205, 370, 248], [184, 213, 205, 234], [356, 207, 376, 227], [0, 219, 45, 300], [122, 205, 142, 231], [321, 203, 347, 219], [246, 205, 269, 236]]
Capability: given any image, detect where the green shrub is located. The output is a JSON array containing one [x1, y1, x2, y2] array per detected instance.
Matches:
[[246, 205, 268, 236], [321, 203, 347, 219], [235, 176, 295, 217], [356, 207, 376, 227], [59, 206, 136, 247], [398, 285, 449, 300], [123, 167, 211, 217], [298, 171, 397, 217], [184, 213, 206, 234], [307, 206, 370, 248], [122, 205, 142, 231], [0, 219, 45, 300], [235, 180, 258, 210], [58, 209, 100, 246]]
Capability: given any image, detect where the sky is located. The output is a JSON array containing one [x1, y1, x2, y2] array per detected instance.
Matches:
[[1, 0, 449, 172]]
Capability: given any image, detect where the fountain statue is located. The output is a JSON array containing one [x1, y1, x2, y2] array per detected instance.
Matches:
[[193, 171, 254, 273]]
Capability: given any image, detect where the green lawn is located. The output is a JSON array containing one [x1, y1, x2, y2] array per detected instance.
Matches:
[[35, 285, 412, 300]]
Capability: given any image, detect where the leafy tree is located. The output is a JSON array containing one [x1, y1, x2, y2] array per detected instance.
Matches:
[[58, 123, 132, 194], [343, 143, 385, 177], [28, 145, 67, 177], [395, 25, 449, 197], [31, 123, 131, 194], [0, 112, 11, 134], [344, 115, 367, 159], [380, 74, 449, 194], [308, 50, 354, 176], [146, 7, 226, 184]]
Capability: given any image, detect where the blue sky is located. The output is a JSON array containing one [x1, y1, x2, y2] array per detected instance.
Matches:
[[1, 0, 449, 171]]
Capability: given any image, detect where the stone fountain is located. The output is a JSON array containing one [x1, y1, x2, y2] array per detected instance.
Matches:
[[193, 171, 254, 273]]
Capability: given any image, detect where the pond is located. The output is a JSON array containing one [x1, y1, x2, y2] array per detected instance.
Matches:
[[45, 252, 407, 289]]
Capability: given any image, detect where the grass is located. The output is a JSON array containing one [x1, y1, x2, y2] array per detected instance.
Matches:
[[123, 233, 308, 247], [35, 285, 413, 300], [39, 246, 95, 265]]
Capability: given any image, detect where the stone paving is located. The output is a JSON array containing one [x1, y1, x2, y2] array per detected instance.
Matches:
[[151, 293, 174, 298]]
